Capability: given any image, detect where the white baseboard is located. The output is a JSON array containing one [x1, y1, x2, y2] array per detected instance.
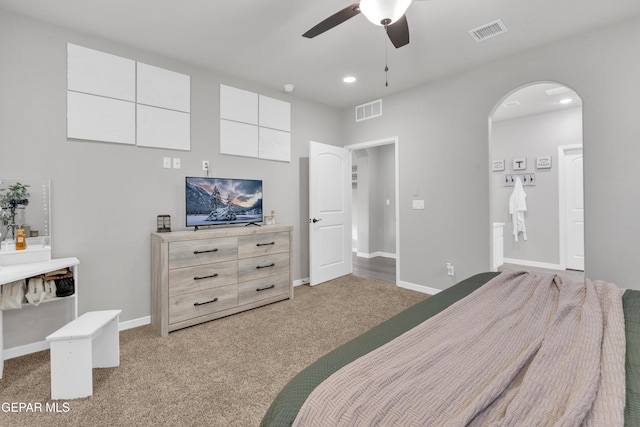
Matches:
[[355, 251, 396, 259], [293, 278, 310, 287], [291, 277, 441, 295], [4, 315, 151, 360], [502, 258, 563, 271], [119, 315, 150, 331], [4, 341, 50, 360], [398, 281, 441, 295]]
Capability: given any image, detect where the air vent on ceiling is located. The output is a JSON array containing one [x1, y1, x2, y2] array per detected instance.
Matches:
[[355, 99, 382, 122], [469, 19, 508, 43]]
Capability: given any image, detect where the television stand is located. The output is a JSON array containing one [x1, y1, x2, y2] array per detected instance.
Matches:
[[150, 225, 294, 336]]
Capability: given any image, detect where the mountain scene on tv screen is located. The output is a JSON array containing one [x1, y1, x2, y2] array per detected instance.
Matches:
[[186, 179, 262, 225]]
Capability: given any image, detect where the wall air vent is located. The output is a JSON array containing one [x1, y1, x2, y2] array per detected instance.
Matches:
[[469, 19, 508, 43], [355, 99, 382, 122]]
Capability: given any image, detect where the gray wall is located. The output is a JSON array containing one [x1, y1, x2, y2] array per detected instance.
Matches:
[[341, 15, 640, 291], [0, 10, 342, 343], [374, 144, 396, 255], [491, 106, 582, 264], [352, 145, 396, 257], [2, 7, 640, 347]]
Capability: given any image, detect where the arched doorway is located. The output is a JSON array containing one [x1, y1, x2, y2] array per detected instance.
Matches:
[[489, 82, 584, 278]]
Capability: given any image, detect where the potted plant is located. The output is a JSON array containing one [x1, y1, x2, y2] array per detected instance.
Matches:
[[0, 182, 30, 241]]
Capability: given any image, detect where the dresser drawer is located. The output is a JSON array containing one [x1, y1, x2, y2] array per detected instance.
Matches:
[[238, 273, 290, 306], [169, 284, 237, 324], [238, 232, 289, 259], [168, 260, 237, 297], [238, 252, 289, 282], [152, 226, 293, 336], [169, 237, 237, 269]]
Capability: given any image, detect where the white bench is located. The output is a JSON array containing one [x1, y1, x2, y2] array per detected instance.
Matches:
[[46, 310, 121, 399]]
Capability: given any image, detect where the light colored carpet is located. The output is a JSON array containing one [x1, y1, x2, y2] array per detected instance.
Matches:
[[0, 274, 427, 427]]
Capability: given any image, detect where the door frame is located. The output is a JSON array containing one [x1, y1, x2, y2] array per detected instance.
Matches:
[[487, 82, 584, 273], [558, 143, 584, 270], [345, 136, 400, 285]]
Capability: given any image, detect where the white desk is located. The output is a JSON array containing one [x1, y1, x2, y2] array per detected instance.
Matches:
[[0, 257, 79, 379]]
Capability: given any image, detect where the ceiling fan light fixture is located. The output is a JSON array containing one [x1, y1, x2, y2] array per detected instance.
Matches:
[[359, 0, 412, 26]]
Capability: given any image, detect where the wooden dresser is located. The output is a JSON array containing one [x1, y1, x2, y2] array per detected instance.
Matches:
[[151, 225, 293, 336]]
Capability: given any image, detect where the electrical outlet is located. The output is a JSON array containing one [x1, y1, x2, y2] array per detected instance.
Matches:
[[202, 160, 210, 171], [447, 263, 455, 276], [172, 158, 181, 169]]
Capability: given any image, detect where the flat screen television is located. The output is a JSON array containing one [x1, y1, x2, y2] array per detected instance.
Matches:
[[185, 177, 263, 227]]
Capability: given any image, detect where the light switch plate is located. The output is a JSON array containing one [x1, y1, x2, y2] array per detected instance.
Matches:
[[163, 157, 172, 169], [172, 158, 181, 169]]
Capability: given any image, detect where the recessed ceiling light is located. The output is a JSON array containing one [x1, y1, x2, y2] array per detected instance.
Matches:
[[503, 101, 521, 108], [559, 98, 574, 104], [343, 76, 357, 83], [545, 86, 570, 96]]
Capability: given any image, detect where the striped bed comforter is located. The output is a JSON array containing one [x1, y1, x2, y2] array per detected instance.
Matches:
[[292, 271, 627, 427]]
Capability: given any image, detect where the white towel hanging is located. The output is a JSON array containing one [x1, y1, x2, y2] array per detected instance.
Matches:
[[509, 176, 527, 242]]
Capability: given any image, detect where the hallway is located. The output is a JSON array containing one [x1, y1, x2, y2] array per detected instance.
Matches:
[[352, 254, 396, 285]]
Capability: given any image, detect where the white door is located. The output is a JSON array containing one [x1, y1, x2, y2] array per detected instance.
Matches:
[[564, 147, 584, 271], [309, 141, 352, 286]]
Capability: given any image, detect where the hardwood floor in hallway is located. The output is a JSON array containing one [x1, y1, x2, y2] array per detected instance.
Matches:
[[352, 253, 396, 284]]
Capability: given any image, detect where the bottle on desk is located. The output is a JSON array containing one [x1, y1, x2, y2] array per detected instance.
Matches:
[[15, 229, 27, 251]]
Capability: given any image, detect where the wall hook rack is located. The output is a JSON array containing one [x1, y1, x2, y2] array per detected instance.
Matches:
[[503, 173, 536, 186]]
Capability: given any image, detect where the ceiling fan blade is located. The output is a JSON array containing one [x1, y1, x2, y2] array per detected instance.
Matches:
[[302, 2, 361, 38], [386, 14, 409, 48]]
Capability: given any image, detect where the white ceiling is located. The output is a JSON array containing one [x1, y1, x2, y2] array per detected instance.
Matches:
[[492, 83, 582, 122], [1, 0, 640, 109]]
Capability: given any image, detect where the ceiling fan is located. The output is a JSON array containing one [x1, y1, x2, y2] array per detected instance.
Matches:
[[302, 0, 428, 48]]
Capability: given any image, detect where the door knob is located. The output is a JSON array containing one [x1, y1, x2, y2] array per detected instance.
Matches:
[[311, 218, 322, 223]]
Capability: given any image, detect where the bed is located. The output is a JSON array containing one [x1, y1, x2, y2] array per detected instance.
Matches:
[[260, 271, 640, 427]]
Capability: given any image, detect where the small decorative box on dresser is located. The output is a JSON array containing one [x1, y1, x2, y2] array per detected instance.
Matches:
[[151, 225, 293, 336]]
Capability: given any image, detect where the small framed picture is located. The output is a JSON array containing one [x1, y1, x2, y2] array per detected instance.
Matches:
[[536, 156, 552, 169], [512, 158, 527, 171], [156, 215, 171, 232], [492, 159, 505, 172]]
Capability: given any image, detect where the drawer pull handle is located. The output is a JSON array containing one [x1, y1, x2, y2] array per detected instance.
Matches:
[[257, 242, 275, 247], [194, 273, 219, 281], [256, 284, 275, 292], [194, 298, 218, 306], [194, 248, 218, 255], [256, 263, 275, 269]]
